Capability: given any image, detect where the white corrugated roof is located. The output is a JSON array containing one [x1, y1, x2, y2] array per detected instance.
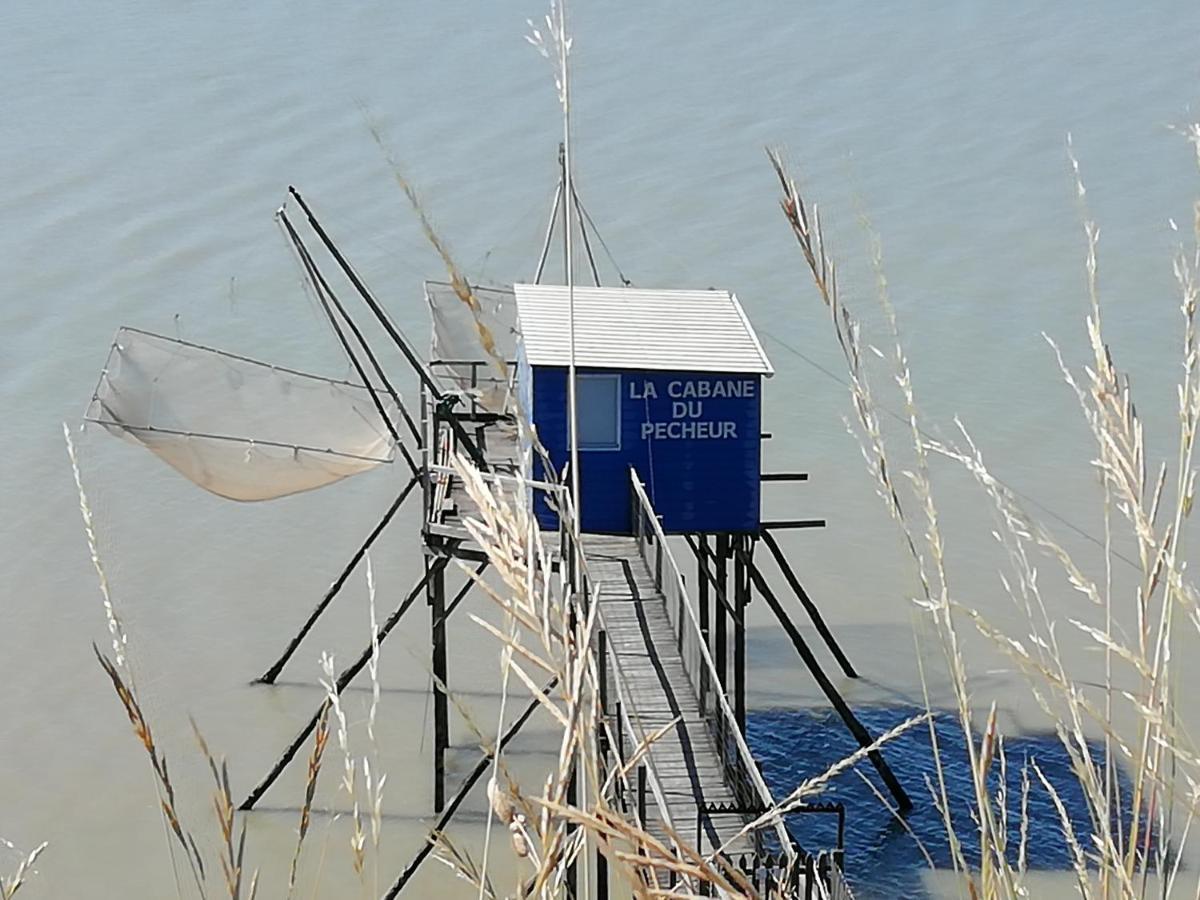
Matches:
[[512, 284, 773, 375]]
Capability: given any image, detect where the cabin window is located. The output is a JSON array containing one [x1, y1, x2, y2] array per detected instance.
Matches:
[[576, 373, 621, 450]]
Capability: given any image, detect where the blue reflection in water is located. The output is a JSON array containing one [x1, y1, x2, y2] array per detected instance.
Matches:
[[747, 707, 1136, 899]]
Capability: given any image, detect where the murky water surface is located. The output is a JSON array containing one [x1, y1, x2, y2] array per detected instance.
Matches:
[[3, 2, 1199, 896]]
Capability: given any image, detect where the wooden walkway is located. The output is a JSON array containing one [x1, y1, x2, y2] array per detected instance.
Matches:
[[584, 534, 754, 855], [425, 416, 771, 859]]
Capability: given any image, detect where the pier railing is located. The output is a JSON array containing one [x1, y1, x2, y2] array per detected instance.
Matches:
[[629, 471, 793, 858], [556, 489, 687, 889]]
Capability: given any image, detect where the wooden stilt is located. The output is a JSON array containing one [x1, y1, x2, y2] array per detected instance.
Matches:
[[714, 534, 728, 690], [256, 474, 419, 684], [239, 554, 452, 811], [759, 530, 858, 678], [697, 534, 710, 708], [382, 678, 558, 898], [430, 560, 448, 812], [733, 535, 748, 732], [743, 552, 913, 812]]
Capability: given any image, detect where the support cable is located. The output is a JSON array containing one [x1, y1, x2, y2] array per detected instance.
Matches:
[[572, 185, 602, 287], [572, 189, 632, 287], [534, 179, 564, 284]]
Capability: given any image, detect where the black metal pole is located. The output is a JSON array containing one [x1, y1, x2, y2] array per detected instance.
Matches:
[[256, 475, 419, 684], [430, 559, 448, 812], [382, 678, 558, 898], [743, 553, 912, 811], [286, 187, 489, 471], [240, 554, 453, 811], [715, 535, 728, 691], [759, 530, 858, 678], [279, 210, 423, 452], [733, 535, 747, 732]]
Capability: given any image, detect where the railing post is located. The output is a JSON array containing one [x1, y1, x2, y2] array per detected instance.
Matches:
[[615, 701, 624, 764], [715, 534, 728, 692], [637, 765, 647, 824], [733, 534, 748, 732], [677, 585, 685, 654], [655, 534, 663, 591]]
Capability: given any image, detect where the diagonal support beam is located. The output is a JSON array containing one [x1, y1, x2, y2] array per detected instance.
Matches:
[[255, 474, 420, 684], [741, 550, 912, 812], [759, 530, 858, 678], [383, 678, 558, 898], [240, 552, 454, 810], [286, 187, 489, 471]]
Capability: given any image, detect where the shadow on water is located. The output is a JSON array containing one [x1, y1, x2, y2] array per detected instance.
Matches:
[[747, 706, 1138, 899]]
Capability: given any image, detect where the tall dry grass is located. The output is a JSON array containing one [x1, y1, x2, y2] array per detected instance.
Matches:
[[0, 838, 46, 900], [60, 85, 1200, 900], [767, 125, 1200, 898]]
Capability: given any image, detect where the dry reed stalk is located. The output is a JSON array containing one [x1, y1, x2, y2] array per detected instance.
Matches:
[[192, 720, 258, 900], [287, 702, 330, 899], [317, 651, 365, 880], [0, 840, 47, 900]]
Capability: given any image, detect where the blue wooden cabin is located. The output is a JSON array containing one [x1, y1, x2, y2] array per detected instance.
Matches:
[[513, 284, 773, 535]]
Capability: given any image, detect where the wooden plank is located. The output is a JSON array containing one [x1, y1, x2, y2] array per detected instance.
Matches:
[[583, 534, 755, 855]]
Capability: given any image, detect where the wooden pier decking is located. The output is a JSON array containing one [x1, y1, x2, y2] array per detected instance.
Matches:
[[584, 534, 755, 853]]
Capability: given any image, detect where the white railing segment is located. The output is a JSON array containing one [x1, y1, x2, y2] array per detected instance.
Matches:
[[629, 469, 794, 859]]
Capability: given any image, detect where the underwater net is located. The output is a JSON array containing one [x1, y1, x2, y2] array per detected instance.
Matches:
[[86, 327, 397, 501]]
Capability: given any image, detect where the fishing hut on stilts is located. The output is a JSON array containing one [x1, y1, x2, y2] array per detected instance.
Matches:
[[82, 152, 911, 898]]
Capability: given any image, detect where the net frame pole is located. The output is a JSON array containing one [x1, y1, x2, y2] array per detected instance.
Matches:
[[280, 209, 424, 452], [254, 473, 420, 684], [279, 211, 420, 476], [286, 187, 489, 471], [382, 678, 558, 898], [241, 551, 454, 811]]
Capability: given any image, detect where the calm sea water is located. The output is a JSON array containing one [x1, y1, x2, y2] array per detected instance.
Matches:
[[3, 2, 1199, 897]]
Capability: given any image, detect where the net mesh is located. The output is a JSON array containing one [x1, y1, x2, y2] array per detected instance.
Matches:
[[86, 328, 397, 501], [426, 281, 516, 413]]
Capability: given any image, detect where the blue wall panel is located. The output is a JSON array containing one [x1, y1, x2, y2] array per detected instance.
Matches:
[[531, 366, 761, 534]]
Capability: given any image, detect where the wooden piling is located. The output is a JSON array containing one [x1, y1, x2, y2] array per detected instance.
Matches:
[[715, 534, 728, 690], [733, 535, 748, 731], [759, 530, 857, 678], [697, 534, 710, 707], [742, 552, 913, 812], [429, 558, 449, 812]]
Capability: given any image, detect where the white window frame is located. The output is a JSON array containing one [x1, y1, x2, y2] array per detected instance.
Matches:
[[573, 373, 622, 452]]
